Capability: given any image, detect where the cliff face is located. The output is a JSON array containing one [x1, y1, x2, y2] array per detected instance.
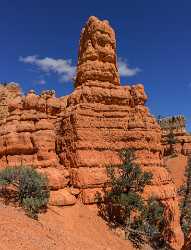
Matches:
[[159, 116, 191, 156], [0, 16, 184, 249]]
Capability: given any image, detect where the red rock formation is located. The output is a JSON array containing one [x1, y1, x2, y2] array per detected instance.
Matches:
[[159, 115, 191, 156], [56, 16, 183, 249], [0, 88, 73, 205], [0, 16, 184, 249], [0, 83, 21, 122], [75, 16, 120, 87]]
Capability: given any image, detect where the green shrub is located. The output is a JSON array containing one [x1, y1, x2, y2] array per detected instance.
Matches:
[[141, 198, 173, 249], [0, 166, 50, 219], [98, 149, 172, 249]]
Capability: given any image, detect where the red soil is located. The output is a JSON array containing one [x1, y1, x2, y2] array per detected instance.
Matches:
[[0, 202, 133, 250]]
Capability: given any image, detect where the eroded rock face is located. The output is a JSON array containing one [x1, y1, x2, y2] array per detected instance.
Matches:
[[56, 16, 183, 249], [75, 16, 120, 87], [57, 83, 183, 248], [0, 83, 21, 122], [49, 189, 77, 206], [0, 16, 184, 249], [159, 116, 191, 156], [2, 90, 59, 168], [0, 89, 69, 188]]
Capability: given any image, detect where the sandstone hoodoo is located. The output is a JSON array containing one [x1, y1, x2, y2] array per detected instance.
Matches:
[[75, 16, 120, 87], [0, 16, 184, 249], [58, 16, 184, 249]]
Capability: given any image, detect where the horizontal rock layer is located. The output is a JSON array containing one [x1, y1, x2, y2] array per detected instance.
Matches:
[[0, 89, 69, 192], [56, 81, 183, 249], [159, 116, 191, 156]]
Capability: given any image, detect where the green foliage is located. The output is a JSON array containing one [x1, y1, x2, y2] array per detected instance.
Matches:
[[167, 130, 177, 145], [167, 132, 177, 145], [99, 149, 172, 249], [180, 158, 191, 237], [0, 166, 50, 219], [108, 149, 153, 194], [141, 198, 173, 249]]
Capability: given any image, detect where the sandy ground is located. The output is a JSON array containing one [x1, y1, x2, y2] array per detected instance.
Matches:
[[0, 202, 133, 250], [2, 154, 188, 250]]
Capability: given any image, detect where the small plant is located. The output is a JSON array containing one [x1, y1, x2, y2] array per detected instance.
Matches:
[[98, 149, 172, 249], [0, 166, 50, 219], [141, 198, 173, 249]]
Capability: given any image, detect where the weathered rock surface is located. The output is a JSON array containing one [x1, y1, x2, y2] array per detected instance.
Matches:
[[0, 16, 184, 249], [159, 118, 191, 250], [75, 16, 120, 87], [159, 115, 191, 156], [0, 89, 62, 170], [49, 189, 76, 206], [37, 168, 69, 190], [56, 16, 183, 249], [165, 155, 187, 191], [0, 83, 21, 122]]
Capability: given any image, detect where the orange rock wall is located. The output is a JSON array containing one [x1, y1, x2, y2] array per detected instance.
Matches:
[[0, 89, 71, 192], [159, 116, 191, 156], [59, 82, 163, 200], [57, 83, 183, 249], [0, 16, 184, 249], [0, 83, 21, 122], [57, 16, 183, 249]]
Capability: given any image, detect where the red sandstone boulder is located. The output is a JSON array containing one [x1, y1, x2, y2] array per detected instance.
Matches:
[[71, 167, 108, 188], [37, 168, 69, 190], [49, 189, 76, 206]]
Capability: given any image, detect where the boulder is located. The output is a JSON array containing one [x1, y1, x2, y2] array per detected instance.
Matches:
[[37, 168, 69, 190], [49, 189, 76, 206]]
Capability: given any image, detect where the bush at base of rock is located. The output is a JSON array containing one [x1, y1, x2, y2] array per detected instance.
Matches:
[[98, 150, 173, 249], [0, 166, 50, 219]]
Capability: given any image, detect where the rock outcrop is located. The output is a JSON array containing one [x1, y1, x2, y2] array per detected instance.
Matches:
[[75, 16, 120, 87], [56, 16, 183, 249], [0, 83, 21, 122], [0, 16, 184, 249], [0, 88, 75, 205], [158, 115, 191, 156], [0, 89, 61, 169]]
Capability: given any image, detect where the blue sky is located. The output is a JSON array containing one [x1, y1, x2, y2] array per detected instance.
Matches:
[[1, 0, 191, 130]]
